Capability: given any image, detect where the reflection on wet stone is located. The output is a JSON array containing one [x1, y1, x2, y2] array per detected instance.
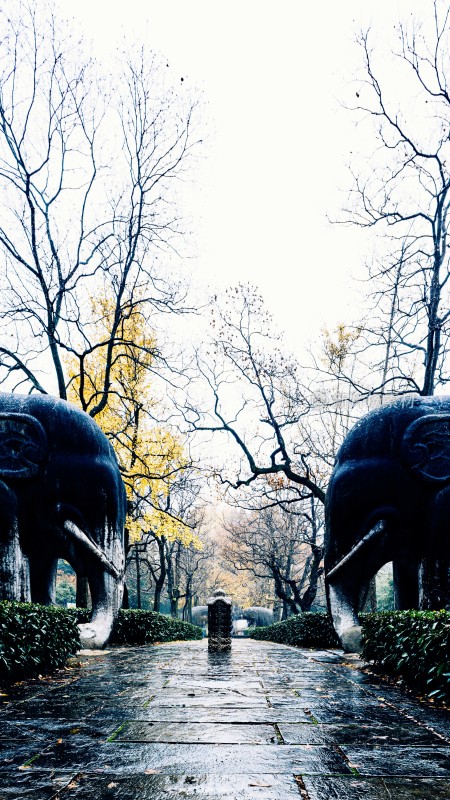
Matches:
[[1, 639, 450, 798]]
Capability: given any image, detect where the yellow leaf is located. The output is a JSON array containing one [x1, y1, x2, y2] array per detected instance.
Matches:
[[65, 294, 195, 548]]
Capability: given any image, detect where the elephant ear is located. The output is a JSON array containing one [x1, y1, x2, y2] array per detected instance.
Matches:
[[0, 413, 47, 479], [402, 414, 450, 483]]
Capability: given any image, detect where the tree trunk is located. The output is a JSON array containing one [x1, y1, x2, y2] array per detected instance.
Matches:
[[135, 547, 141, 609], [76, 574, 90, 609], [153, 537, 166, 612], [273, 595, 282, 622]]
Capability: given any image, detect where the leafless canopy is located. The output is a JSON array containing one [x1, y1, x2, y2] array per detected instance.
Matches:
[[0, 1, 201, 410], [339, 1, 450, 398], [180, 285, 326, 505]]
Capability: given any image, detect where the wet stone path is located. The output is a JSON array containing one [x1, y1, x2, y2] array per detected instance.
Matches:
[[1, 639, 450, 799]]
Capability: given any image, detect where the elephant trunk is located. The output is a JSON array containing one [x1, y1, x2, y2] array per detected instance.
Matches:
[[326, 520, 387, 652], [63, 520, 121, 580], [64, 519, 124, 649]]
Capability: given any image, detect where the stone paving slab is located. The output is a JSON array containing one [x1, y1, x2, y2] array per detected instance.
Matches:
[[278, 722, 446, 746], [1, 638, 450, 798], [26, 741, 351, 775], [114, 721, 279, 744], [302, 775, 450, 799], [342, 744, 450, 777], [0, 771, 303, 799], [91, 705, 314, 724]]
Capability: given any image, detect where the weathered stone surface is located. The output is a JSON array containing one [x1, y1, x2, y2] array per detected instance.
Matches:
[[92, 706, 312, 724], [115, 721, 278, 744], [278, 722, 446, 746], [25, 742, 351, 775], [0, 393, 126, 649], [288, 699, 407, 726], [148, 691, 269, 707], [0, 769, 75, 799], [343, 745, 450, 777], [1, 639, 450, 798], [303, 775, 450, 799], [0, 771, 303, 799]]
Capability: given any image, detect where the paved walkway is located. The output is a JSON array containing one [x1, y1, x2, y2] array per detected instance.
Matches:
[[1, 639, 450, 799]]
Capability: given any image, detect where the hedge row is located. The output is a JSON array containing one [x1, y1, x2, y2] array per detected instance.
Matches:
[[74, 608, 202, 645], [0, 604, 202, 682], [0, 602, 80, 680], [108, 609, 203, 645], [362, 610, 450, 703], [250, 612, 340, 648]]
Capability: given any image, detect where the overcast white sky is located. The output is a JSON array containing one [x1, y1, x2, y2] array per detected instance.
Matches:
[[57, 0, 426, 355]]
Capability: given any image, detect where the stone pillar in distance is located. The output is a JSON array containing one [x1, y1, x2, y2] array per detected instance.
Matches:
[[207, 589, 232, 651]]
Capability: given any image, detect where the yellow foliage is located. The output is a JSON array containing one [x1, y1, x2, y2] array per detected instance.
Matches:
[[209, 568, 253, 608], [66, 296, 198, 548], [321, 324, 361, 371]]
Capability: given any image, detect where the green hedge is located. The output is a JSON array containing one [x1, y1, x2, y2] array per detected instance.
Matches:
[[0, 605, 202, 682], [74, 607, 202, 645], [250, 612, 340, 648], [0, 601, 80, 681], [108, 609, 203, 645], [362, 610, 450, 703]]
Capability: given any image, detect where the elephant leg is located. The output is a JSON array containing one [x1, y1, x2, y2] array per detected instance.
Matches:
[[29, 556, 58, 605], [419, 558, 450, 610], [419, 487, 450, 610], [79, 565, 123, 649], [393, 559, 419, 610], [0, 481, 30, 601]]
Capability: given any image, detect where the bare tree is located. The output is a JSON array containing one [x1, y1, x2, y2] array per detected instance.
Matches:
[[339, 1, 450, 398], [0, 1, 201, 408], [225, 499, 325, 619], [182, 285, 326, 507], [166, 539, 215, 622]]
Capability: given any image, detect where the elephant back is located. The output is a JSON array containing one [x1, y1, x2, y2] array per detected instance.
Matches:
[[336, 396, 450, 466]]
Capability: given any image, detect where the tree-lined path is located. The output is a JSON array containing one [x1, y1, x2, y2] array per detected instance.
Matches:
[[1, 639, 450, 799]]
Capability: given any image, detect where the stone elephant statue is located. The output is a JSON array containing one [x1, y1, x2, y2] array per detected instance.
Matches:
[[0, 393, 126, 648], [325, 396, 450, 651], [242, 607, 274, 627]]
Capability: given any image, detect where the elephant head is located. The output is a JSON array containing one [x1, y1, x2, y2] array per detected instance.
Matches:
[[325, 396, 450, 652], [0, 393, 126, 649]]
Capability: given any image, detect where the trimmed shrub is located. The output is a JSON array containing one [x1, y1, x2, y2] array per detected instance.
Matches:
[[362, 610, 450, 703], [250, 612, 340, 648], [0, 601, 80, 681], [109, 609, 203, 645], [73, 607, 203, 645]]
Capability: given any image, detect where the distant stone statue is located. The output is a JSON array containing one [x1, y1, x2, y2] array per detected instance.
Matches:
[[191, 605, 208, 628], [207, 589, 232, 651], [0, 393, 126, 649], [242, 606, 273, 627], [325, 396, 450, 651]]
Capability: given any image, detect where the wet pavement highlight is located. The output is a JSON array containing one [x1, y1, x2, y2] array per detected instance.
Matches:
[[0, 639, 449, 798]]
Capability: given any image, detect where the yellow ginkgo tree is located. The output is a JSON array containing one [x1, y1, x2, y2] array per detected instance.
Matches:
[[67, 295, 202, 609]]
